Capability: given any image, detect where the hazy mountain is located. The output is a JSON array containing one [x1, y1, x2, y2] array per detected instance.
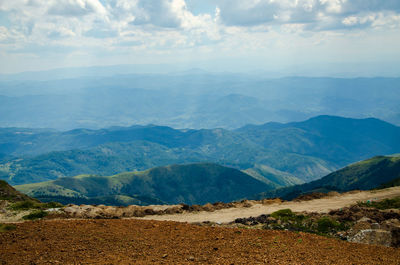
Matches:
[[237, 115, 400, 165], [15, 163, 271, 206], [1, 74, 399, 130], [254, 155, 400, 200]]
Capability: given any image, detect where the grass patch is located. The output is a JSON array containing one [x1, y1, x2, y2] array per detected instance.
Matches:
[[270, 209, 297, 220], [22, 210, 48, 220], [0, 223, 16, 232], [316, 217, 341, 233], [357, 197, 400, 210], [9, 200, 63, 211], [264, 209, 349, 237]]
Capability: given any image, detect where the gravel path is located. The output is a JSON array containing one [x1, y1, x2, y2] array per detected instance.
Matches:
[[139, 187, 400, 223]]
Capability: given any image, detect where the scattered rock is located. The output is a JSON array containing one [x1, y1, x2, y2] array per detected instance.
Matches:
[[294, 192, 328, 202], [371, 223, 380, 229], [348, 229, 392, 247]]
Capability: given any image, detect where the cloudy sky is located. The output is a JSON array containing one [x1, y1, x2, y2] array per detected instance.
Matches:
[[0, 0, 400, 75]]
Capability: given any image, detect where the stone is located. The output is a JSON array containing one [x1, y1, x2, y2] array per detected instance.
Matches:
[[381, 219, 400, 247], [371, 223, 380, 229], [357, 217, 372, 223], [348, 229, 392, 247]]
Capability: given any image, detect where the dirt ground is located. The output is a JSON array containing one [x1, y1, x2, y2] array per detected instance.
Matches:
[[1, 219, 400, 264], [139, 187, 400, 223]]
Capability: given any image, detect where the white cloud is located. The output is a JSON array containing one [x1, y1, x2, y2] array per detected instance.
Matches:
[[215, 0, 400, 31], [47, 0, 107, 17], [0, 0, 399, 74]]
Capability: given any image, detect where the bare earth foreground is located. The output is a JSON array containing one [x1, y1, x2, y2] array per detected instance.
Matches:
[[1, 219, 400, 264], [1, 187, 400, 264]]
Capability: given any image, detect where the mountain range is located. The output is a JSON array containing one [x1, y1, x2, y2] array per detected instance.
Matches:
[[1, 115, 399, 187], [15, 163, 271, 206], [14, 155, 400, 206], [1, 74, 399, 130]]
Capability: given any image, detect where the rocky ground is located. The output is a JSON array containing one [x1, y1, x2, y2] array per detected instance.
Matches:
[[231, 205, 400, 247], [1, 187, 400, 264], [1, 219, 400, 264]]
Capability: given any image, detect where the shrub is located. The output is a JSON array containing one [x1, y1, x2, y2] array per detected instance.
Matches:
[[317, 217, 340, 233], [9, 201, 63, 211], [357, 197, 400, 210], [0, 223, 16, 232], [9, 200, 36, 210], [22, 210, 48, 220], [42, 202, 64, 209], [270, 209, 296, 219]]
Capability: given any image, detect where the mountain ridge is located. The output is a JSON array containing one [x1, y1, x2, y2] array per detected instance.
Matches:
[[1, 115, 399, 186], [253, 154, 400, 200], [15, 163, 272, 206]]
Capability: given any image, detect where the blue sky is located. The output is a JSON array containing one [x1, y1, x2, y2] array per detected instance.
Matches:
[[0, 0, 400, 75]]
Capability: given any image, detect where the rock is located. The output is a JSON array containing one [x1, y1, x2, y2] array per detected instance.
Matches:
[[371, 223, 380, 229], [357, 217, 372, 223], [162, 254, 168, 258], [63, 207, 76, 213], [327, 191, 340, 197], [348, 229, 392, 247], [351, 217, 373, 232], [202, 203, 215, 212], [349, 205, 361, 212], [381, 218, 400, 229], [261, 198, 282, 205], [241, 200, 254, 208], [188, 256, 195, 261], [381, 219, 400, 247]]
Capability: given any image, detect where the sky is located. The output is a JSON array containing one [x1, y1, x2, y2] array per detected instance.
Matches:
[[0, 0, 400, 75]]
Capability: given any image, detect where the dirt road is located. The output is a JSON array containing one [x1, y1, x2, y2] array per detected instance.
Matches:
[[1, 219, 400, 264], [139, 187, 400, 223]]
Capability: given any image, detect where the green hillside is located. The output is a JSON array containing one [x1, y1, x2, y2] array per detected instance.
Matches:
[[0, 140, 335, 186], [15, 163, 272, 205], [255, 155, 400, 200], [243, 164, 304, 187], [1, 115, 399, 186]]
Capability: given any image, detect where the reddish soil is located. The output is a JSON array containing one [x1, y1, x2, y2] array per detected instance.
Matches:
[[1, 219, 400, 264]]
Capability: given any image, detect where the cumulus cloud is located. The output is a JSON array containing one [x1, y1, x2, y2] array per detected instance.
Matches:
[[0, 0, 400, 71], [216, 0, 400, 30], [47, 0, 106, 17]]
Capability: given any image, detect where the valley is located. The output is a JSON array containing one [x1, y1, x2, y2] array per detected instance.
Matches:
[[2, 1, 400, 263]]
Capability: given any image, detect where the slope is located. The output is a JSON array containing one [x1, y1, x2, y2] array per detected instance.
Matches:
[[0, 180, 34, 202], [1, 115, 399, 185], [254, 155, 400, 200], [15, 163, 272, 205]]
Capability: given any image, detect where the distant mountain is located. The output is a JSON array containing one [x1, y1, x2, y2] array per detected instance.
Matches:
[[15, 163, 271, 206], [1, 115, 399, 186], [254, 155, 400, 200], [237, 115, 400, 165], [243, 164, 304, 188], [1, 75, 399, 130]]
